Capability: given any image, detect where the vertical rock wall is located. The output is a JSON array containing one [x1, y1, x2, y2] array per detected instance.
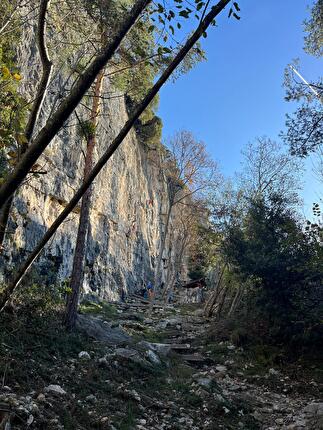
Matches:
[[0, 6, 190, 299], [1, 66, 186, 301]]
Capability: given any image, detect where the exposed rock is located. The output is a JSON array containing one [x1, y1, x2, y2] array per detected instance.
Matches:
[[76, 314, 131, 345], [196, 377, 213, 388], [44, 385, 66, 396], [215, 365, 227, 373], [78, 351, 91, 360], [114, 348, 150, 367], [146, 349, 161, 365], [137, 341, 171, 357], [0, 13, 190, 300], [85, 394, 97, 404], [304, 402, 323, 415]]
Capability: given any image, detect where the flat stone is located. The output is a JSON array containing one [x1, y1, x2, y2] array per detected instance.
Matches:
[[304, 402, 323, 416], [196, 377, 213, 388], [215, 365, 227, 373], [181, 353, 206, 363]]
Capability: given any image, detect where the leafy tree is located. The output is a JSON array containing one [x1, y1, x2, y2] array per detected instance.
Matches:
[[0, 1, 27, 246], [304, 0, 323, 58], [282, 61, 322, 156], [0, 0, 218, 209], [222, 195, 323, 342], [282, 0, 322, 156]]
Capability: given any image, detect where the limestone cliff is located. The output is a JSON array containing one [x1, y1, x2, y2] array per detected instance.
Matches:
[[0, 11, 188, 299]]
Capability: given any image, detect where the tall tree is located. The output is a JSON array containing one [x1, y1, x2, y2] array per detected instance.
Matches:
[[155, 130, 218, 288], [238, 136, 303, 206], [64, 70, 104, 330], [221, 195, 323, 340], [0, 0, 52, 248]]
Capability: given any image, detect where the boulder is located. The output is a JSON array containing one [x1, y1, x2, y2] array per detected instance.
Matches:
[[137, 341, 172, 357], [78, 351, 91, 360], [76, 314, 131, 345], [44, 385, 66, 396], [114, 348, 150, 367]]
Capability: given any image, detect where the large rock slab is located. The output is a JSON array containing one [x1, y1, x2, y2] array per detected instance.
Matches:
[[76, 314, 131, 345]]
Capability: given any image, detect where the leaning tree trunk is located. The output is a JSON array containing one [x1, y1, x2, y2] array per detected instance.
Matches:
[[204, 264, 226, 317], [227, 285, 242, 317], [64, 70, 104, 331]]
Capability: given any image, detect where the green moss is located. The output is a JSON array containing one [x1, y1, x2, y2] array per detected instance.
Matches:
[[79, 300, 118, 320]]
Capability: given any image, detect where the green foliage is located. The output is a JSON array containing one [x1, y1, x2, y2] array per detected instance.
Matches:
[[188, 224, 221, 279], [135, 114, 163, 147], [303, 0, 323, 57], [282, 0, 322, 157], [79, 300, 118, 319], [77, 119, 96, 140], [0, 24, 27, 182], [222, 195, 323, 345]]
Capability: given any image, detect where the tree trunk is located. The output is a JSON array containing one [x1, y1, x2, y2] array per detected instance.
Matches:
[[0, 197, 13, 249], [227, 285, 242, 317], [204, 264, 226, 317], [64, 70, 104, 331], [215, 284, 228, 320], [0, 0, 231, 312]]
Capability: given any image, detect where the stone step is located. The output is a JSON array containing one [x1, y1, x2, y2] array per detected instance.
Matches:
[[163, 337, 192, 344], [180, 353, 208, 364], [169, 343, 191, 351]]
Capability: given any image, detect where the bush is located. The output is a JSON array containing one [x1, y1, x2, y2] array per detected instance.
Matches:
[[221, 195, 323, 350]]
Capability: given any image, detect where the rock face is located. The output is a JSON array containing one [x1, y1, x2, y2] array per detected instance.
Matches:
[[0, 13, 187, 299]]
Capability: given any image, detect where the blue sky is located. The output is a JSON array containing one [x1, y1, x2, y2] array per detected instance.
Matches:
[[158, 0, 322, 217]]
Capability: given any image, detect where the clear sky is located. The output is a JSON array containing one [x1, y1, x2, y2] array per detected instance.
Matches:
[[158, 0, 322, 217]]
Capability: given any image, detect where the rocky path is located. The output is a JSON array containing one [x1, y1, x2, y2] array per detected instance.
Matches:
[[0, 297, 322, 429], [91, 297, 322, 430]]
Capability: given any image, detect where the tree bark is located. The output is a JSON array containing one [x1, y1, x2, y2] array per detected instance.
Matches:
[[64, 71, 104, 331], [0, 198, 13, 248], [227, 285, 242, 317], [0, 0, 232, 312], [0, 0, 151, 210]]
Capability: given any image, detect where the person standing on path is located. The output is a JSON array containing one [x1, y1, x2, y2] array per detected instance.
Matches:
[[147, 281, 154, 300]]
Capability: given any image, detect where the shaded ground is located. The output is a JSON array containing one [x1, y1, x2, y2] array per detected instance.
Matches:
[[0, 294, 322, 429]]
